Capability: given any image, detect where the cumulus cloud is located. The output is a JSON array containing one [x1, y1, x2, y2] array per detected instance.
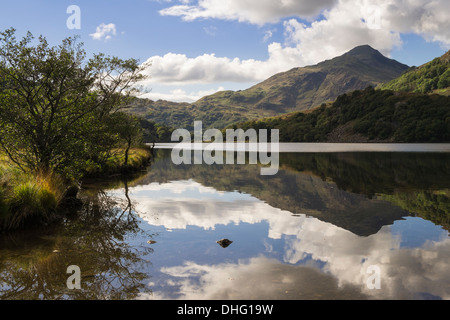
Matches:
[[140, 45, 301, 86], [281, 2, 403, 64], [160, 0, 450, 48], [89, 23, 117, 41], [141, 86, 226, 102], [362, 0, 450, 46], [159, 0, 338, 25], [141, 0, 450, 100]]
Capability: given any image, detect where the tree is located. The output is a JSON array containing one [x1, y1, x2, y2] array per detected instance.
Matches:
[[110, 112, 143, 167], [0, 28, 148, 179]]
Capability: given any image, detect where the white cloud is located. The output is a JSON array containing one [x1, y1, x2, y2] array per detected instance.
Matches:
[[362, 0, 450, 47], [160, 0, 339, 25], [89, 23, 117, 41], [281, 2, 403, 64], [140, 46, 301, 87], [159, 0, 450, 48], [141, 86, 226, 102], [142, 0, 450, 101]]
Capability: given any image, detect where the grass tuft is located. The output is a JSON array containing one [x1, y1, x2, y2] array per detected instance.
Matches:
[[0, 168, 66, 231]]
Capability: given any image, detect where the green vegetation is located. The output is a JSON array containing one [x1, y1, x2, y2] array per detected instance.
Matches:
[[138, 117, 175, 143], [0, 146, 151, 231], [0, 167, 65, 231], [0, 28, 147, 179], [83, 147, 152, 177], [0, 173, 153, 299], [381, 50, 450, 94], [127, 96, 253, 132], [382, 191, 450, 231], [0, 28, 153, 231], [231, 86, 450, 143]]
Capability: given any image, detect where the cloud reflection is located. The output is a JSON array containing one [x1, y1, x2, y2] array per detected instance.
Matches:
[[139, 256, 369, 300], [111, 180, 450, 300]]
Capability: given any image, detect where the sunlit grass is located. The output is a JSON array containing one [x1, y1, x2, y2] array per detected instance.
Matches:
[[0, 146, 152, 231], [85, 147, 152, 177], [0, 165, 66, 231]]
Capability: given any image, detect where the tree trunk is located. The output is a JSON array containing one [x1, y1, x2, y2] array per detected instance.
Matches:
[[123, 139, 131, 167]]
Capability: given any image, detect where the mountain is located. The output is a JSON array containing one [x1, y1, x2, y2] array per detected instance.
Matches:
[[229, 50, 450, 143], [129, 45, 409, 130], [380, 49, 450, 94], [204, 45, 409, 113]]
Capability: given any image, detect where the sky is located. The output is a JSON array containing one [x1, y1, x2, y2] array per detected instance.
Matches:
[[0, 0, 449, 103]]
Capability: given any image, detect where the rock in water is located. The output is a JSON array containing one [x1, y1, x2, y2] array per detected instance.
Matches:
[[217, 239, 233, 248]]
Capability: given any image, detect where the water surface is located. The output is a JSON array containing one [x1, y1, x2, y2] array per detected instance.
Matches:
[[1, 144, 449, 300]]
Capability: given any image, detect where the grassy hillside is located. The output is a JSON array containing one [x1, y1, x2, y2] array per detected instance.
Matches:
[[231, 86, 450, 143], [381, 50, 450, 94], [129, 45, 409, 130], [213, 45, 409, 112], [127, 96, 251, 132]]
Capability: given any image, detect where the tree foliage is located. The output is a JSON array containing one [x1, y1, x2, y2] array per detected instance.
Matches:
[[232, 87, 450, 143], [381, 51, 450, 94], [0, 28, 147, 179]]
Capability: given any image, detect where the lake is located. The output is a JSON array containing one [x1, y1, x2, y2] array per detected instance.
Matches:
[[1, 143, 449, 300]]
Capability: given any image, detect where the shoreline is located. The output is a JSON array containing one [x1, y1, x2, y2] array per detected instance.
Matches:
[[0, 146, 153, 233], [151, 142, 450, 153]]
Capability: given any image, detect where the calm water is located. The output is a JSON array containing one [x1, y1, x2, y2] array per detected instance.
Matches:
[[1, 144, 449, 300]]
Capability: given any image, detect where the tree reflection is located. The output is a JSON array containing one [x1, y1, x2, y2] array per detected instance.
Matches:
[[143, 149, 449, 234], [0, 178, 155, 300]]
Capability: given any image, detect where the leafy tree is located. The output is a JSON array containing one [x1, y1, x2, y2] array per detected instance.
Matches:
[[110, 112, 143, 166], [0, 28, 147, 179]]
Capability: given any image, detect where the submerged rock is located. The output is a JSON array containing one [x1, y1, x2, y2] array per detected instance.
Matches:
[[216, 239, 233, 248]]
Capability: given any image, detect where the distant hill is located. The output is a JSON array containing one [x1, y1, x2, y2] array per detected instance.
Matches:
[[380, 50, 450, 94], [129, 45, 409, 130], [230, 86, 450, 143]]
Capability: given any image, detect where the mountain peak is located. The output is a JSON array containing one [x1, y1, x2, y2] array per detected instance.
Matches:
[[346, 44, 380, 55], [331, 44, 409, 72], [342, 45, 389, 63]]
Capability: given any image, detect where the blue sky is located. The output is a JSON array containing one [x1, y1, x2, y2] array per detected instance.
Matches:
[[1, 0, 449, 102]]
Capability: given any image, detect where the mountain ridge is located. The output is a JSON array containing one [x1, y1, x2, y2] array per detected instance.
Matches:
[[129, 45, 410, 130], [228, 49, 450, 143]]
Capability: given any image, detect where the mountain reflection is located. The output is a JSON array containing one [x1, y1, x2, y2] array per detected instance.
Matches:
[[123, 148, 449, 300], [113, 177, 449, 300], [134, 149, 450, 235], [1, 147, 448, 300]]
